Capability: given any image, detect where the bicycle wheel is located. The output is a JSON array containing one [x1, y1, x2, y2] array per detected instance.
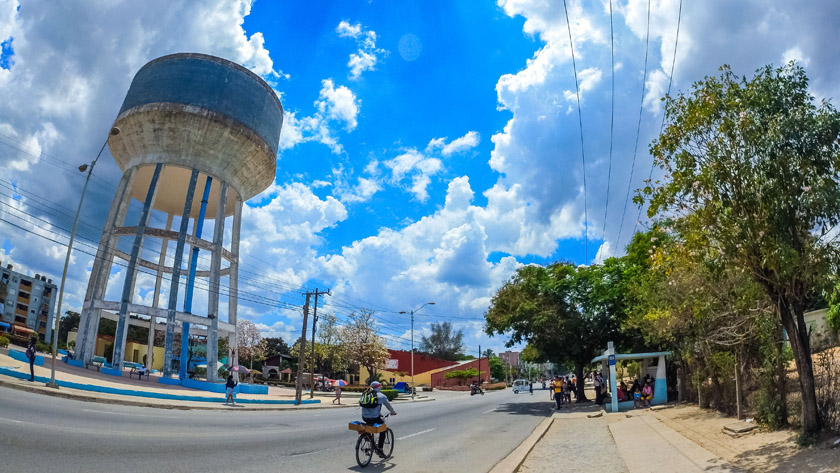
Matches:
[[380, 428, 395, 459], [356, 433, 374, 467]]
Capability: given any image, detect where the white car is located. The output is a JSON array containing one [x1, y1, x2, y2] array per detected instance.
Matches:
[[512, 379, 532, 394]]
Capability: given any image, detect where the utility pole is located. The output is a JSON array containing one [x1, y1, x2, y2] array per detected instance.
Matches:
[[478, 345, 481, 387], [399, 302, 434, 400], [309, 288, 331, 399], [295, 293, 311, 405]]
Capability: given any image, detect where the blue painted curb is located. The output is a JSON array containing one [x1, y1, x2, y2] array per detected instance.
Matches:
[[9, 349, 44, 366], [0, 367, 319, 405], [67, 359, 84, 368], [101, 367, 122, 377]]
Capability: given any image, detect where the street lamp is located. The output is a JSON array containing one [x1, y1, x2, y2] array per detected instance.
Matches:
[[399, 302, 434, 399], [47, 127, 120, 389]]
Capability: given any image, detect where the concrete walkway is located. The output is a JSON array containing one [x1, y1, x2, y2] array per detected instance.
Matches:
[[514, 404, 742, 472], [0, 351, 334, 410]]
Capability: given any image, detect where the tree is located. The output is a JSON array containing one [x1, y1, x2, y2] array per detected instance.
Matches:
[[485, 262, 627, 401], [58, 310, 80, 345], [444, 368, 478, 386], [419, 321, 464, 361], [263, 337, 290, 357], [289, 314, 347, 377], [488, 355, 506, 382], [341, 310, 389, 383], [237, 320, 264, 369], [640, 63, 840, 435]]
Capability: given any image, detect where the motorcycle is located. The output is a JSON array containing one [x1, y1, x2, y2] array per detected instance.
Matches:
[[470, 384, 484, 396]]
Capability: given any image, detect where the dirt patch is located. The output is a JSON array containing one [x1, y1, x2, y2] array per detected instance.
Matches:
[[654, 404, 839, 472]]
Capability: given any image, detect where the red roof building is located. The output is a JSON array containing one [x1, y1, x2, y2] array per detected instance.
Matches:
[[431, 358, 491, 387], [384, 349, 457, 375]]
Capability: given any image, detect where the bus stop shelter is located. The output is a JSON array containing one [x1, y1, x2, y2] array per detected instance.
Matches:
[[592, 341, 671, 412]]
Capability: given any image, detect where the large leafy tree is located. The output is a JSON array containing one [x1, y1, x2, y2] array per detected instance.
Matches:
[[237, 319, 264, 369], [419, 321, 464, 361], [485, 262, 626, 401], [641, 63, 840, 435], [58, 310, 80, 345]]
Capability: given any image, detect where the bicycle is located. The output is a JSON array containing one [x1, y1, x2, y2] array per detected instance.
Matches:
[[349, 413, 394, 467]]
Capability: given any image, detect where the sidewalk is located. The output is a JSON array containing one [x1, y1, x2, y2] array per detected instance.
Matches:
[[508, 403, 741, 473], [0, 351, 335, 410]]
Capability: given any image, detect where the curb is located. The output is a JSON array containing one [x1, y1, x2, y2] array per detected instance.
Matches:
[[489, 415, 554, 473], [0, 378, 354, 411]]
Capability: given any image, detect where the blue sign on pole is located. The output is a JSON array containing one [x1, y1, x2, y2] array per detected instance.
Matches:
[[608, 355, 616, 366]]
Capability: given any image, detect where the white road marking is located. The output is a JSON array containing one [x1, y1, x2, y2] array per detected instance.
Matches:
[[482, 408, 496, 414], [397, 428, 435, 440], [82, 409, 175, 419]]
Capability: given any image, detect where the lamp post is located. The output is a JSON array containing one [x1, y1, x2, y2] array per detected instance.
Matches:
[[47, 128, 120, 389], [399, 302, 434, 399]]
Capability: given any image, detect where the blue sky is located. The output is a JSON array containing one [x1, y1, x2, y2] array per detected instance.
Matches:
[[0, 0, 838, 355]]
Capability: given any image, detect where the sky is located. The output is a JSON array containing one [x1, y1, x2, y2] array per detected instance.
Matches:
[[0, 0, 839, 356]]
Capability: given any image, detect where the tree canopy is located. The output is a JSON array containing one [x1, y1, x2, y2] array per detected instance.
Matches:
[[419, 321, 464, 361], [639, 63, 840, 435]]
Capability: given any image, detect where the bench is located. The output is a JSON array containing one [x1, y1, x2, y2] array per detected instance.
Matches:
[[130, 367, 150, 380], [86, 356, 106, 371]]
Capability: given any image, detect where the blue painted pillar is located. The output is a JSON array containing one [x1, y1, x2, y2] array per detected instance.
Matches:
[[179, 176, 212, 380], [113, 163, 162, 369], [653, 354, 667, 405], [163, 170, 198, 378], [608, 341, 618, 413]]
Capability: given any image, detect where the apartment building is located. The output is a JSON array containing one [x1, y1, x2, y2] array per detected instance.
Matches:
[[0, 262, 57, 342]]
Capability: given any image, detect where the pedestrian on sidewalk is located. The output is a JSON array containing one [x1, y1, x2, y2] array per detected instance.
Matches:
[[553, 377, 563, 409], [549, 378, 556, 400], [593, 371, 602, 405], [333, 384, 342, 405], [26, 337, 36, 382], [529, 381, 533, 395], [225, 373, 237, 405]]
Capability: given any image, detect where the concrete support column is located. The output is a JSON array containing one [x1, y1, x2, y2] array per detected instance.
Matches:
[[654, 354, 667, 405], [228, 195, 242, 369], [163, 169, 199, 378], [206, 182, 227, 382], [77, 167, 137, 364], [147, 213, 174, 370], [114, 163, 163, 369], [608, 341, 618, 413]]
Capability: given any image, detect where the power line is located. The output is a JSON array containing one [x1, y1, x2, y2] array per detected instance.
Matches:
[[615, 0, 651, 256], [602, 0, 615, 243], [563, 0, 589, 263], [635, 0, 683, 234]]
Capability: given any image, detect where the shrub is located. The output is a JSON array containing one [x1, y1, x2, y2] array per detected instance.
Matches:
[[485, 382, 507, 391], [0, 336, 9, 348], [380, 389, 398, 401], [36, 341, 51, 353]]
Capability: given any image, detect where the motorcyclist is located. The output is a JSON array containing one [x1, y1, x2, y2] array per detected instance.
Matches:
[[361, 381, 397, 457]]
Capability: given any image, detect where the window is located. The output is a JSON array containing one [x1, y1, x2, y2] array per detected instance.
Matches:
[[12, 276, 18, 283], [16, 303, 26, 311], [20, 279, 31, 288]]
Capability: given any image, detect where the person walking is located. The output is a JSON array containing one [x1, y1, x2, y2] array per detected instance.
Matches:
[[549, 378, 556, 400], [333, 383, 342, 405], [529, 381, 533, 395], [225, 373, 237, 405], [26, 337, 36, 382]]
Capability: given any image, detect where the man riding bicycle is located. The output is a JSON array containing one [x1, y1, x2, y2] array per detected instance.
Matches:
[[361, 381, 397, 458]]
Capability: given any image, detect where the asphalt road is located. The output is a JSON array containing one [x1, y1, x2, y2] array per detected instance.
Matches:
[[0, 386, 553, 472]]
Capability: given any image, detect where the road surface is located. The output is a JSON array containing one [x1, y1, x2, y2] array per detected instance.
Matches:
[[0, 386, 554, 472]]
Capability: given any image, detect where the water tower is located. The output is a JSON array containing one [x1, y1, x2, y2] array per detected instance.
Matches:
[[75, 53, 282, 380]]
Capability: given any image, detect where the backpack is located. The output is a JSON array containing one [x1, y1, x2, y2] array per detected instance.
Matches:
[[25, 346, 34, 359], [359, 389, 380, 409]]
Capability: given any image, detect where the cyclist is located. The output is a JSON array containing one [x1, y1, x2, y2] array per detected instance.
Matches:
[[361, 381, 397, 457]]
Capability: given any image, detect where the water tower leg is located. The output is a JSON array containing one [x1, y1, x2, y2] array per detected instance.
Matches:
[[228, 196, 242, 369], [163, 170, 199, 378], [206, 182, 227, 382], [147, 213, 173, 370], [114, 164, 162, 369], [78, 167, 136, 364]]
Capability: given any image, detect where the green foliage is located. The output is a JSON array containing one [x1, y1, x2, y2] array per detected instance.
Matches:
[[444, 368, 478, 385], [420, 321, 464, 361], [0, 336, 8, 348], [36, 341, 50, 353], [58, 311, 80, 344], [640, 62, 840, 434], [485, 261, 629, 400], [488, 355, 506, 381], [380, 389, 398, 401]]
